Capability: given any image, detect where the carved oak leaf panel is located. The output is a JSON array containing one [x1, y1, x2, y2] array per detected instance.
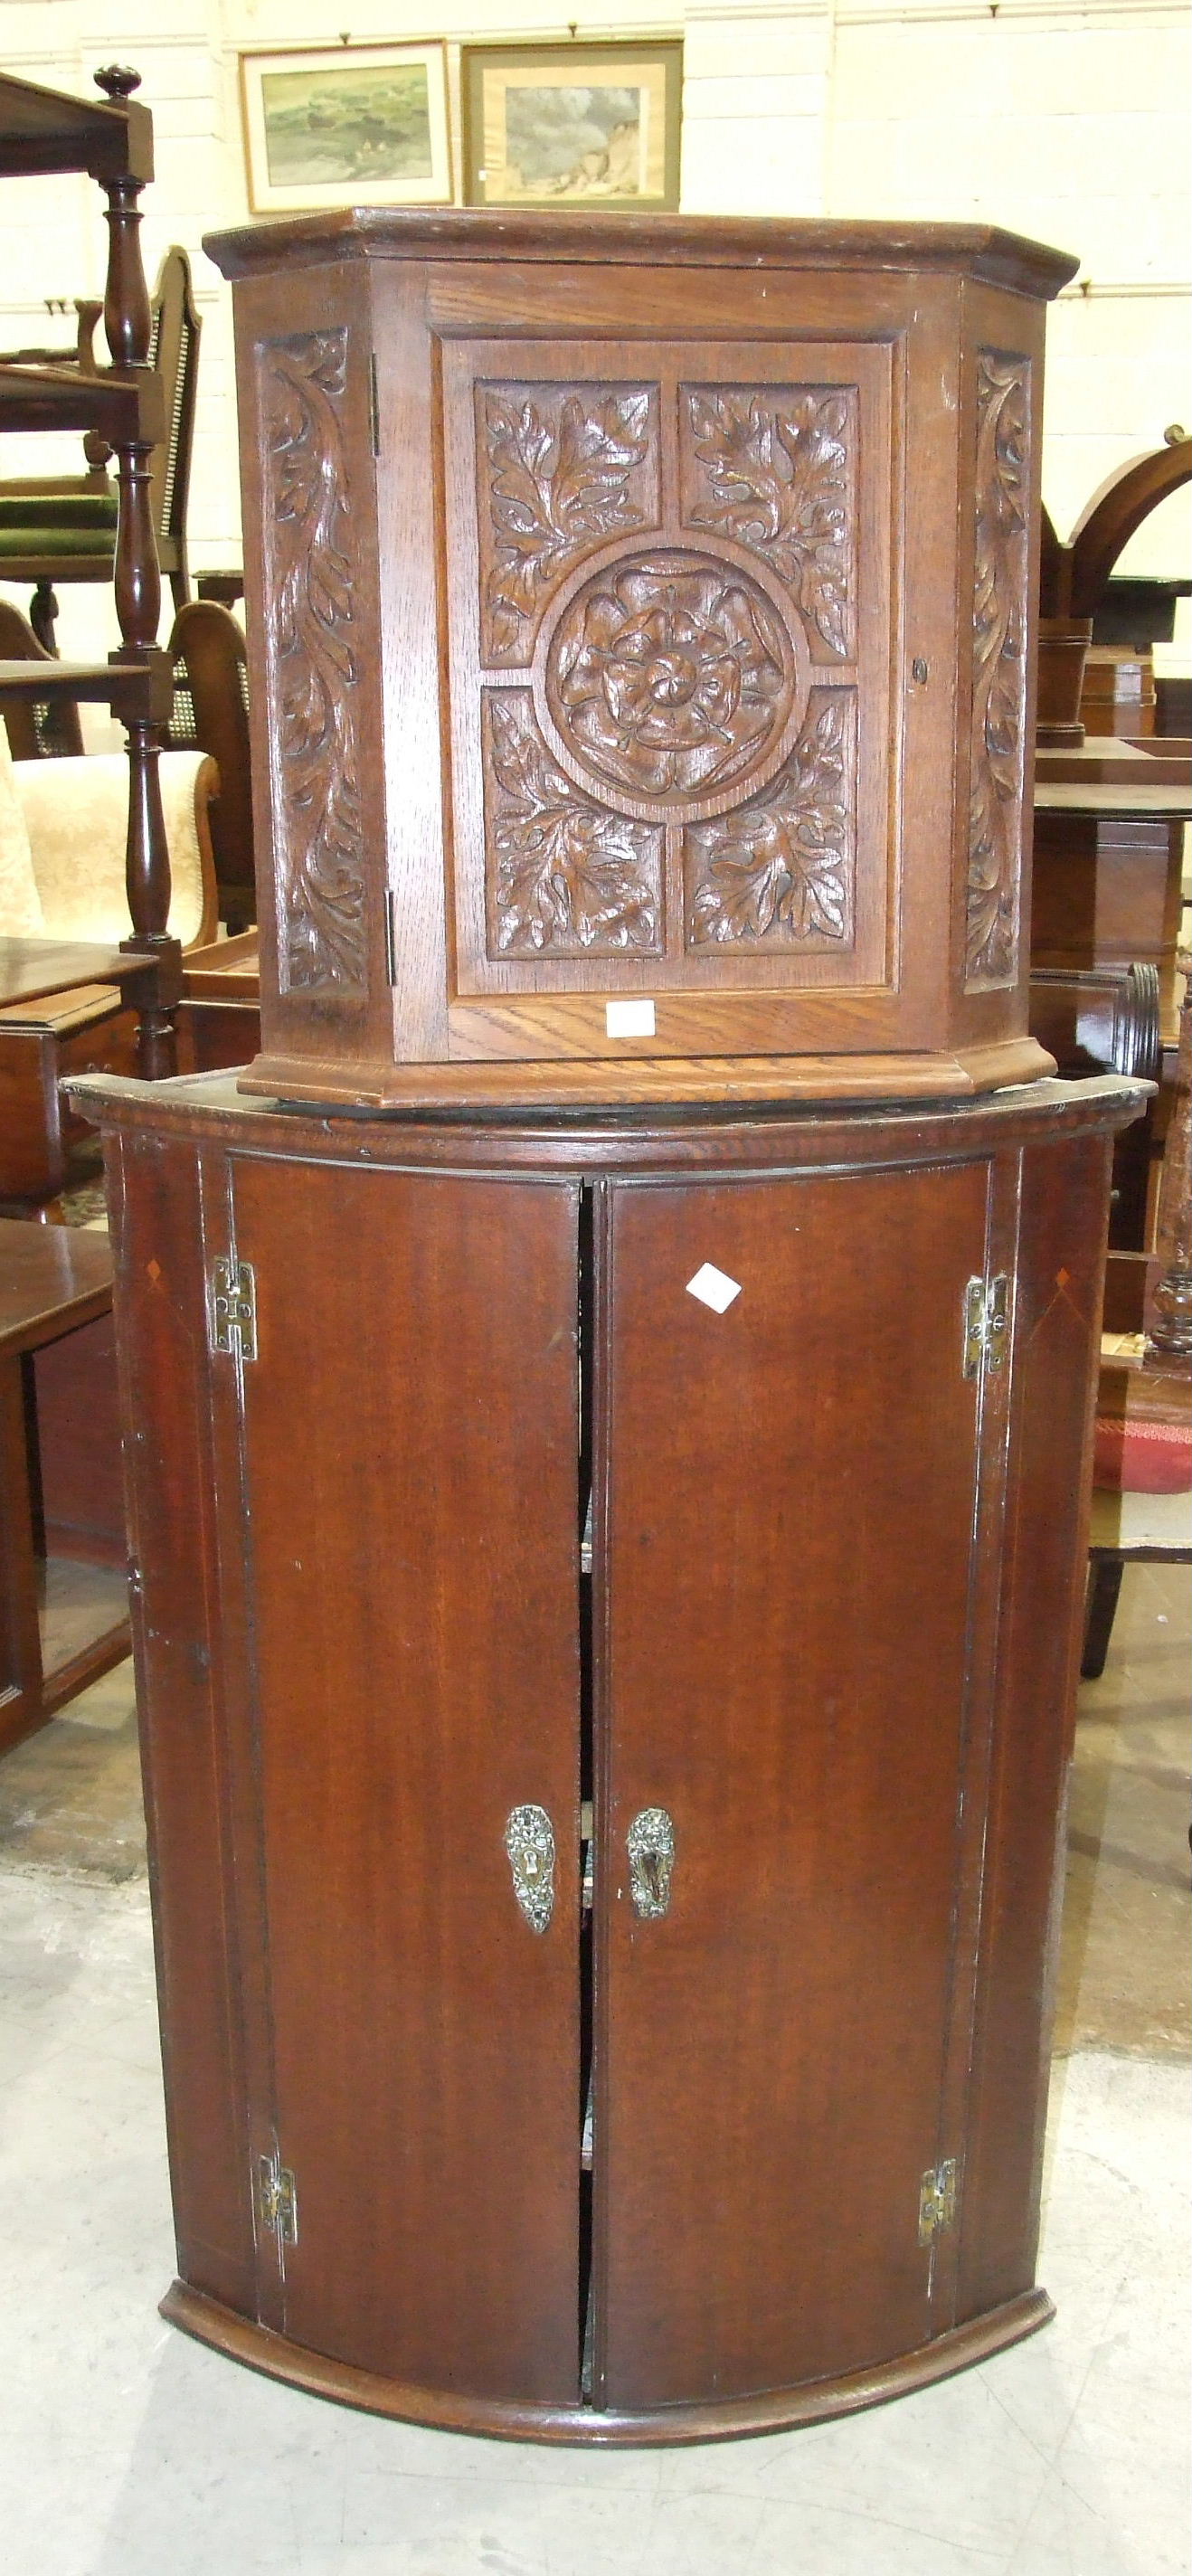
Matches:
[[681, 386, 857, 661], [685, 690, 856, 949], [966, 349, 1030, 991], [479, 384, 659, 664], [262, 329, 367, 995], [484, 691, 663, 958]]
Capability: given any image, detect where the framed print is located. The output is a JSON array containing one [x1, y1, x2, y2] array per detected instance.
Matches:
[[461, 41, 683, 212], [239, 43, 452, 214]]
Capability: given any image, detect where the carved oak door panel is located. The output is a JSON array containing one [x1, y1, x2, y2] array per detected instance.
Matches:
[[222, 1156, 582, 2405], [440, 337, 894, 1041], [592, 1160, 992, 2408]]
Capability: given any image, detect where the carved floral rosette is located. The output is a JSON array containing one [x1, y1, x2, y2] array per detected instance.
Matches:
[[473, 375, 861, 963], [260, 330, 367, 997], [966, 349, 1031, 992]]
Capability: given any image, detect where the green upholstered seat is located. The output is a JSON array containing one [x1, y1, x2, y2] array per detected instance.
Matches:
[[0, 491, 118, 532]]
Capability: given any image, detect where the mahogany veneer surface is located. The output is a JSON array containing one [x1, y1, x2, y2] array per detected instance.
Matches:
[[73, 1066, 1142, 2440]]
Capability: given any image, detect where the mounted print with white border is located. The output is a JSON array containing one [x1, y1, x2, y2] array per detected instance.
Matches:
[[239, 43, 452, 216]]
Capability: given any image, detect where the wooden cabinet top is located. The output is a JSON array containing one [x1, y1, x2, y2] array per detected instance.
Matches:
[[206, 209, 1076, 299]]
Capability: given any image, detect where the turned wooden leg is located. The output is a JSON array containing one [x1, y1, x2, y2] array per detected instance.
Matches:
[[29, 579, 59, 656], [1081, 1557, 1125, 1680]]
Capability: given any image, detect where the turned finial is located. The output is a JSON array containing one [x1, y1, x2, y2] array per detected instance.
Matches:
[[95, 66, 141, 102]]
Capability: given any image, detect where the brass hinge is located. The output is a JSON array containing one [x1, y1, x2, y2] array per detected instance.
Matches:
[[918, 2156, 960, 2244], [963, 1273, 1010, 1378], [208, 1255, 257, 1361], [257, 2149, 298, 2247]]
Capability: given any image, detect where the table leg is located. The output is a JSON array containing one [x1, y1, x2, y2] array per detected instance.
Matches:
[[0, 1350, 46, 1754]]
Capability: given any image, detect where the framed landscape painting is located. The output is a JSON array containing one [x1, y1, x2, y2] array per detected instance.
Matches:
[[461, 41, 683, 212], [240, 43, 452, 214]]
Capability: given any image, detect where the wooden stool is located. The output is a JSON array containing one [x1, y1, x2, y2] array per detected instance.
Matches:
[[0, 1217, 129, 1755]]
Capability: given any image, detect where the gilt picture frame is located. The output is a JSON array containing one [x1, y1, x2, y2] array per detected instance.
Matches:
[[239, 43, 452, 215], [461, 41, 683, 213]]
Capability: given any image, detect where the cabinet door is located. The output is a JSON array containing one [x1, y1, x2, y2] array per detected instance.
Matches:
[[438, 325, 895, 1063], [214, 1159, 582, 2405], [594, 1161, 992, 2409]]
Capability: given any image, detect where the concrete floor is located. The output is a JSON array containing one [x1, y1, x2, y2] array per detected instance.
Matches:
[[0, 1559, 1187, 2575]]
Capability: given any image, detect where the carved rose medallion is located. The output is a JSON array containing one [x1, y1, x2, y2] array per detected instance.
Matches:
[[544, 550, 799, 809]]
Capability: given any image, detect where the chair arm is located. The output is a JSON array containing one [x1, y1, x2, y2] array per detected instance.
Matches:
[[14, 748, 220, 950]]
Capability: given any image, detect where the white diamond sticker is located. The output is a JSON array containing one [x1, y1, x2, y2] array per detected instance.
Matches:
[[605, 999, 656, 1037], [686, 1263, 742, 1314]]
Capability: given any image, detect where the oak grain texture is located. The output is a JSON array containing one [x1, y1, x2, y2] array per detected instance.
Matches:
[[201, 214, 1071, 1107]]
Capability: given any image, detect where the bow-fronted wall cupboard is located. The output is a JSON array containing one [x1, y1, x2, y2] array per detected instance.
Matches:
[[74, 213, 1145, 2444]]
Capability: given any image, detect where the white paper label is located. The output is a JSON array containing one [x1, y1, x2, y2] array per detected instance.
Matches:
[[686, 1263, 743, 1314], [605, 999, 656, 1037]]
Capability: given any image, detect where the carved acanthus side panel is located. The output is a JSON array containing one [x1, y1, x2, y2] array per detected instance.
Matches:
[[685, 690, 856, 948], [966, 348, 1031, 991], [680, 385, 857, 661], [478, 384, 660, 665], [483, 692, 664, 957], [260, 330, 367, 996]]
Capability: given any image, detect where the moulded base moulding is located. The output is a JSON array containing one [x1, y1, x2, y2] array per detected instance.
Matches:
[[235, 1036, 1056, 1114], [159, 2282, 1055, 2448]]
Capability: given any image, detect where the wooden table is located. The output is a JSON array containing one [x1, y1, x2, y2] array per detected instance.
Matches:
[[0, 1217, 128, 1755]]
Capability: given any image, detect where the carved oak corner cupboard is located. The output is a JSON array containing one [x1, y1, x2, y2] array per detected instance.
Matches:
[[75, 1066, 1142, 2443], [74, 212, 1142, 2448], [203, 211, 1078, 1112]]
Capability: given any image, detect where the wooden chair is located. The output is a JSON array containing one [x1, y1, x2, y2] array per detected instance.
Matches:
[[166, 600, 255, 931], [1082, 951, 1192, 1675], [0, 65, 182, 1077], [1040, 432, 1192, 625], [0, 596, 84, 757], [0, 242, 201, 654], [1, 724, 219, 1213]]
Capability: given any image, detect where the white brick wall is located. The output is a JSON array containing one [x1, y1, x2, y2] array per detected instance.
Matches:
[[0, 0, 1187, 665]]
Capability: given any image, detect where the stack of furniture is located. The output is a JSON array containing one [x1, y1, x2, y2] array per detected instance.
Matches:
[[1032, 438, 1192, 1251], [0, 65, 180, 1081], [74, 212, 1144, 2443], [0, 239, 200, 662]]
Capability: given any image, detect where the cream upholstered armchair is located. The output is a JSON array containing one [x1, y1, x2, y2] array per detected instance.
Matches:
[[0, 730, 218, 949]]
